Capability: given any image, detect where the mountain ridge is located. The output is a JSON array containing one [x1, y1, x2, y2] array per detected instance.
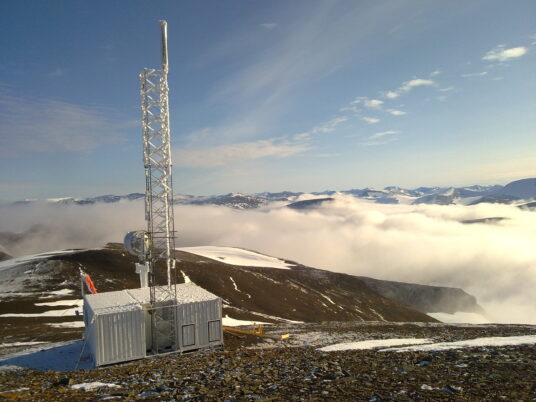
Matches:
[[10, 178, 535, 209], [0, 243, 491, 346]]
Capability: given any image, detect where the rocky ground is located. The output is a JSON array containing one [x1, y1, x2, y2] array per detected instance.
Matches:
[[1, 322, 535, 401]]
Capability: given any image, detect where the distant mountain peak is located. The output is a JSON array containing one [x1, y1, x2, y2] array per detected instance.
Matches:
[[494, 178, 536, 198], [471, 178, 536, 205], [11, 178, 536, 208]]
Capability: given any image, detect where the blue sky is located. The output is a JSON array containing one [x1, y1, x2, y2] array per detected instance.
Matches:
[[0, 0, 535, 200]]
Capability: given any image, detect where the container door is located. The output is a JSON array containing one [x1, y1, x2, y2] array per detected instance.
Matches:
[[182, 324, 196, 347], [208, 320, 221, 342]]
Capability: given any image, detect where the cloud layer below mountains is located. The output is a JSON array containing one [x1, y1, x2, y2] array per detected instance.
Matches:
[[1, 196, 535, 324]]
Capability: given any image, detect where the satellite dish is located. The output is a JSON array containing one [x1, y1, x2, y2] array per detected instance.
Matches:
[[124, 230, 150, 259]]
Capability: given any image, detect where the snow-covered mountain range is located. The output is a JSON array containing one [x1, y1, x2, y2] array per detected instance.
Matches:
[[11, 178, 536, 210]]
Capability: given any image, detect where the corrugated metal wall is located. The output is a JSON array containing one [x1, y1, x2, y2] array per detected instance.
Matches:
[[85, 297, 222, 366], [94, 309, 146, 366], [176, 299, 223, 352], [83, 297, 97, 364]]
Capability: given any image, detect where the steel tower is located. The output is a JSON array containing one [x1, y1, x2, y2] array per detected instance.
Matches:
[[139, 20, 178, 353]]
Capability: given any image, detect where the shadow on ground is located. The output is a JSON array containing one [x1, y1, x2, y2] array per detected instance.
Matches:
[[0, 340, 93, 371]]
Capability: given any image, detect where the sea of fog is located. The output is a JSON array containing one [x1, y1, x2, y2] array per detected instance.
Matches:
[[1, 195, 535, 324]]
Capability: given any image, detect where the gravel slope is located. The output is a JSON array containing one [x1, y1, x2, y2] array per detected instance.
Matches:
[[0, 322, 535, 400]]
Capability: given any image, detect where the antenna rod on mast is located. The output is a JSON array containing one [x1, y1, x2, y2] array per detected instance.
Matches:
[[160, 20, 168, 73], [138, 20, 177, 353]]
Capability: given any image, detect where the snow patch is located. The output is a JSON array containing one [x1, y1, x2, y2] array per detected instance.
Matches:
[[228, 277, 251, 298], [384, 335, 536, 352], [225, 305, 303, 324], [428, 311, 490, 324], [0, 342, 46, 348], [48, 289, 75, 296], [320, 293, 336, 305], [229, 276, 240, 292], [35, 299, 82, 307], [288, 280, 308, 293], [0, 307, 80, 317], [319, 338, 431, 352], [180, 270, 192, 284], [251, 272, 280, 284], [47, 321, 85, 328], [0, 292, 41, 298], [69, 382, 121, 391], [32, 289, 76, 299], [0, 340, 93, 371], [178, 246, 294, 269], [222, 315, 272, 327], [369, 308, 386, 321], [0, 250, 81, 271], [0, 387, 30, 394], [0, 365, 21, 373]]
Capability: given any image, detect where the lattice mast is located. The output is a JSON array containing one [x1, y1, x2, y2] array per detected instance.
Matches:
[[140, 20, 178, 353]]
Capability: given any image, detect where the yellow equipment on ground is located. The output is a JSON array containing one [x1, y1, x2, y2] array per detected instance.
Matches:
[[223, 323, 291, 340]]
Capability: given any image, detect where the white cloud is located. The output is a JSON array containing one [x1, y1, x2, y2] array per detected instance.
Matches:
[[292, 132, 312, 141], [291, 115, 348, 142], [183, 111, 346, 168], [430, 70, 441, 77], [482, 45, 528, 62], [340, 97, 389, 123], [385, 91, 400, 99], [369, 130, 398, 139], [362, 116, 380, 124], [361, 98, 384, 109], [209, 2, 415, 107], [173, 138, 309, 168], [343, 97, 383, 112], [400, 78, 435, 91], [260, 23, 278, 30], [366, 99, 383, 108], [360, 138, 398, 146], [387, 109, 406, 116], [2, 195, 536, 324], [308, 152, 341, 158], [384, 78, 435, 99], [312, 116, 348, 133], [360, 130, 399, 146], [48, 68, 65, 77], [168, 198, 535, 324], [440, 87, 454, 92], [461, 71, 488, 78], [0, 91, 128, 156], [339, 104, 359, 113], [182, 99, 281, 145]]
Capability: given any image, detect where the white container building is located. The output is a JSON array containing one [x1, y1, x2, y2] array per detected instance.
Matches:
[[83, 283, 223, 366]]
